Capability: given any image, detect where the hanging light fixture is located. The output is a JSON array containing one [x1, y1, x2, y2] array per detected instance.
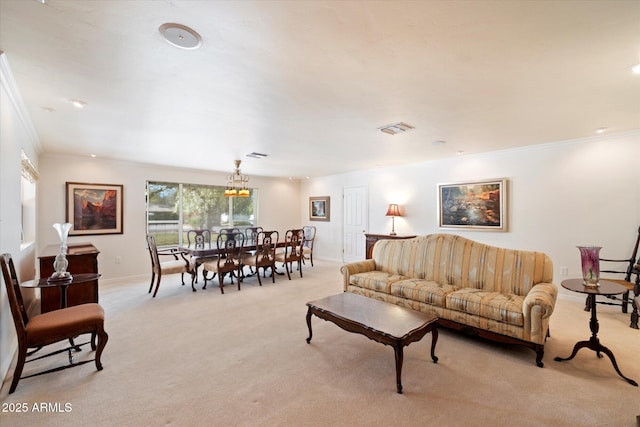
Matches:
[[225, 160, 250, 197]]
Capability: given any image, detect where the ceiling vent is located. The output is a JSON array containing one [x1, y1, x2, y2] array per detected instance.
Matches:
[[246, 152, 268, 159], [378, 122, 414, 135]]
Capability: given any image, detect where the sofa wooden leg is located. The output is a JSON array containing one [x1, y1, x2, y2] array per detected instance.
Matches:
[[535, 345, 544, 368]]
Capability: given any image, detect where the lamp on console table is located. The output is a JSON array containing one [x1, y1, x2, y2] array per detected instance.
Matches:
[[385, 204, 402, 236]]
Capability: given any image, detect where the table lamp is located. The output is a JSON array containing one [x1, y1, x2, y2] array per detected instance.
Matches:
[[385, 204, 401, 236]]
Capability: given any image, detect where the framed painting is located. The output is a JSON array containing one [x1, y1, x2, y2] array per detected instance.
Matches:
[[66, 182, 123, 235], [437, 178, 507, 231], [309, 196, 330, 221]]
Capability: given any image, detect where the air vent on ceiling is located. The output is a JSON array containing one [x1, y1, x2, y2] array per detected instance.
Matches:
[[378, 122, 414, 135], [246, 152, 268, 159]]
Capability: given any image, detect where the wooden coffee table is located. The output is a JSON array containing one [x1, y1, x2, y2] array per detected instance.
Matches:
[[306, 292, 438, 393]]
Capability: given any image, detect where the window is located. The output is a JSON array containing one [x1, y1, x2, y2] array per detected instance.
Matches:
[[20, 150, 38, 245], [146, 181, 257, 246]]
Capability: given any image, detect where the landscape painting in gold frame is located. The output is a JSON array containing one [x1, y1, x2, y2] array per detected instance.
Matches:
[[437, 178, 507, 231]]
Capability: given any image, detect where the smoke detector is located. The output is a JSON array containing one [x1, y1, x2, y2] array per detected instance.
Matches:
[[159, 23, 203, 50]]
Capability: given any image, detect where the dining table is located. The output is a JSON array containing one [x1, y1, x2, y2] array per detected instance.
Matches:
[[178, 241, 288, 283]]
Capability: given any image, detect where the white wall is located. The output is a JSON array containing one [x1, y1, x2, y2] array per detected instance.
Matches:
[[302, 131, 640, 299], [0, 53, 41, 382], [38, 154, 302, 281]]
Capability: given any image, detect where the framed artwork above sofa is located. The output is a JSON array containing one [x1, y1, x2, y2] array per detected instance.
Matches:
[[437, 178, 507, 231]]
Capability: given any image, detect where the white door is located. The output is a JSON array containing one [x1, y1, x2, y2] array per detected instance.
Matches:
[[343, 186, 368, 262]]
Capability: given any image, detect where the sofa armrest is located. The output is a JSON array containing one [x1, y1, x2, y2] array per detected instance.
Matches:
[[340, 260, 376, 291], [521, 282, 558, 344], [523, 282, 558, 319]]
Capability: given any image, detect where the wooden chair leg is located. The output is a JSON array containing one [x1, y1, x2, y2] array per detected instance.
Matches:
[[94, 326, 108, 371], [148, 272, 156, 293], [9, 346, 27, 394], [256, 267, 263, 286], [152, 273, 162, 298], [285, 261, 292, 280], [218, 271, 225, 294], [622, 290, 629, 313]]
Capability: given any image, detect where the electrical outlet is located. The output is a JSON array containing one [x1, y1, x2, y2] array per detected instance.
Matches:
[[560, 267, 568, 276], [115, 256, 121, 264]]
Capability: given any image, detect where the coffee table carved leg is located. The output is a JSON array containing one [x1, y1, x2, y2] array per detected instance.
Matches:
[[394, 344, 404, 394], [430, 327, 439, 363], [305, 307, 313, 344]]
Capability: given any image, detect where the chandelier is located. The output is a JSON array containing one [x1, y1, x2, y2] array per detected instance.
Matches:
[[224, 160, 250, 197]]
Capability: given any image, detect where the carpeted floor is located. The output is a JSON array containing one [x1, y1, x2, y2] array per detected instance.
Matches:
[[1, 259, 639, 426]]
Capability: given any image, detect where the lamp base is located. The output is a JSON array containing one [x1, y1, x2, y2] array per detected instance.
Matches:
[[389, 231, 397, 236]]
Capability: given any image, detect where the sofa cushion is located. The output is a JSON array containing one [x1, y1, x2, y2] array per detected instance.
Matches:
[[446, 288, 525, 326], [350, 272, 407, 293], [390, 279, 459, 307]]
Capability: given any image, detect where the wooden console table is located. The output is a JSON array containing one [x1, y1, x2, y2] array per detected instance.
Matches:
[[365, 233, 416, 259], [38, 243, 99, 313]]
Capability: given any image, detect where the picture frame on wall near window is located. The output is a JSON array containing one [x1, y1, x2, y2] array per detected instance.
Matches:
[[437, 178, 507, 231], [309, 196, 330, 222], [66, 182, 123, 235]]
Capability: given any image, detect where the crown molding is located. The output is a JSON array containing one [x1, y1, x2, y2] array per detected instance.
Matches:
[[0, 52, 42, 153]]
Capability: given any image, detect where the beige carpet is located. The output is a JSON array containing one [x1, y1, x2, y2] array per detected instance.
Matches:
[[1, 260, 639, 427]]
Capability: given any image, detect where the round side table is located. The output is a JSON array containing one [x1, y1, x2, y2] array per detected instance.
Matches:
[[554, 279, 637, 386]]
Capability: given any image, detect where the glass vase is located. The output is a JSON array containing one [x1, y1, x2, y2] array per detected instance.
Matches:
[[577, 246, 601, 287], [51, 223, 73, 280]]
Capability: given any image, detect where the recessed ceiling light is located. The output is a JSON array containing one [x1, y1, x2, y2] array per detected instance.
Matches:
[[595, 127, 608, 134], [90, 154, 97, 158], [456, 151, 464, 155], [432, 140, 447, 145], [159, 23, 203, 50], [631, 63, 640, 75], [70, 99, 87, 108]]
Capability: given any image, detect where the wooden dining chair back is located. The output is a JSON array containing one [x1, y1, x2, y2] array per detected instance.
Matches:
[[597, 225, 640, 328], [302, 225, 317, 267], [187, 229, 212, 249], [146, 234, 193, 297], [242, 230, 279, 287], [275, 228, 305, 280], [202, 231, 245, 294], [244, 226, 264, 245], [0, 253, 108, 394]]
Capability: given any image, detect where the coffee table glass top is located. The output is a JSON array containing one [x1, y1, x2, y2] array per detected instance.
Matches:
[[306, 292, 436, 339]]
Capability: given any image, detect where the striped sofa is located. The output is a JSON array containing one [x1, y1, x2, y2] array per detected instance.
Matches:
[[340, 234, 558, 367]]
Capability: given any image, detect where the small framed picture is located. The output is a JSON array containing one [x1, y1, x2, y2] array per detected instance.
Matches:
[[309, 196, 330, 222], [66, 182, 124, 235], [437, 178, 507, 231]]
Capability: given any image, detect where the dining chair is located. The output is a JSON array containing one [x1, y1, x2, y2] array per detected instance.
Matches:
[[201, 231, 245, 294], [302, 225, 316, 267], [595, 225, 640, 328], [275, 229, 305, 280], [243, 227, 264, 275], [187, 229, 212, 249], [0, 253, 109, 394], [146, 234, 194, 297], [242, 230, 279, 286], [186, 229, 214, 283]]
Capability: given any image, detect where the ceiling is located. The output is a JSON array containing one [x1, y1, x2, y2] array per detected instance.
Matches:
[[1, 0, 639, 179]]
